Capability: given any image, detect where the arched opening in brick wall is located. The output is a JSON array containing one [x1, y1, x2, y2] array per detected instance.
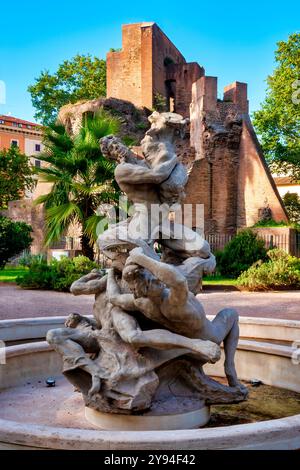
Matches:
[[165, 79, 176, 112]]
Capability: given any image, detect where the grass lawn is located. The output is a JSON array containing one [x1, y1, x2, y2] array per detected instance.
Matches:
[[0, 267, 238, 287], [202, 275, 238, 286], [0, 267, 28, 283]]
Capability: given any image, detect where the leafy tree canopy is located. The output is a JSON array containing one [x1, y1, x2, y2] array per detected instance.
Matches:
[[283, 192, 300, 223], [0, 147, 35, 209], [0, 216, 33, 269], [253, 33, 300, 180], [28, 54, 106, 125]]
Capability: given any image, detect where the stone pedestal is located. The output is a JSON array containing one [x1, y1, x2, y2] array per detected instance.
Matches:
[[85, 405, 210, 430]]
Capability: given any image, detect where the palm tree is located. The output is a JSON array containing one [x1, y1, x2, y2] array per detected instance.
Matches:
[[35, 111, 120, 259]]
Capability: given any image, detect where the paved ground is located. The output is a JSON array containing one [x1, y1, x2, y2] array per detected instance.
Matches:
[[0, 283, 93, 320], [197, 290, 300, 320], [0, 283, 299, 321]]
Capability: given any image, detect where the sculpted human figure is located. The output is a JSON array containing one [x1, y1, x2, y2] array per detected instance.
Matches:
[[47, 109, 247, 417], [99, 111, 213, 262], [47, 266, 221, 402], [108, 246, 246, 391], [47, 270, 107, 396]]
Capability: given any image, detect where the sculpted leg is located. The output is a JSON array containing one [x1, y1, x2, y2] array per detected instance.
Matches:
[[161, 222, 211, 259], [202, 308, 242, 387], [112, 307, 220, 363], [47, 328, 103, 395]]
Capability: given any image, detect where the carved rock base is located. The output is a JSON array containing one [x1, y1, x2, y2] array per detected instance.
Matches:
[[85, 405, 210, 430]]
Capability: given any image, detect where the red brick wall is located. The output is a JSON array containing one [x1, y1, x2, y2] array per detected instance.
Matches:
[[107, 24, 144, 107], [106, 22, 201, 114], [186, 77, 287, 233], [106, 24, 288, 235], [237, 119, 288, 227], [183, 158, 211, 230], [151, 24, 186, 102], [166, 63, 204, 117]]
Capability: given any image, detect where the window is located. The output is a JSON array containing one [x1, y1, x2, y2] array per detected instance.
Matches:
[[27, 125, 31, 129], [11, 140, 19, 147], [35, 144, 41, 152], [35, 160, 41, 168], [18, 123, 22, 128], [12, 122, 18, 127], [0, 119, 4, 124]]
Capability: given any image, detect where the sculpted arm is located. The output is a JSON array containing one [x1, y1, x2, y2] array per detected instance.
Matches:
[[115, 156, 177, 185], [101, 134, 177, 185], [70, 271, 107, 296], [128, 248, 189, 306], [100, 135, 142, 165], [106, 268, 136, 311]]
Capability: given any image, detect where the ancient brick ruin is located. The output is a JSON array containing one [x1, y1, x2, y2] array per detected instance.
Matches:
[[107, 22, 288, 235], [6, 22, 289, 257], [107, 22, 204, 117]]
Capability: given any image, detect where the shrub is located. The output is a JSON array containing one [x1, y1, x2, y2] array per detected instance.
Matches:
[[252, 219, 288, 228], [237, 249, 300, 291], [18, 252, 46, 267], [0, 216, 33, 269], [51, 256, 97, 291], [17, 261, 56, 289], [216, 229, 267, 278], [17, 255, 98, 291], [283, 192, 300, 223], [252, 217, 300, 229]]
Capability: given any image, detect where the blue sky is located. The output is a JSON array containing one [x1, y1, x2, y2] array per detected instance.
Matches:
[[0, 0, 299, 122]]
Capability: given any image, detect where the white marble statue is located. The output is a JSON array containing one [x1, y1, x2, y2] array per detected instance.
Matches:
[[47, 111, 247, 416]]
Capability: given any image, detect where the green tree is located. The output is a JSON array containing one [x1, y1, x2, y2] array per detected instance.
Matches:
[[28, 54, 106, 125], [34, 111, 120, 260], [253, 33, 300, 180], [0, 216, 33, 269], [0, 147, 35, 209], [283, 192, 300, 223]]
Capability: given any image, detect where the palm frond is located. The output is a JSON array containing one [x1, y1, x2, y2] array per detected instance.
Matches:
[[33, 193, 52, 206], [84, 213, 107, 245], [44, 202, 82, 246], [38, 109, 121, 251], [43, 122, 74, 152]]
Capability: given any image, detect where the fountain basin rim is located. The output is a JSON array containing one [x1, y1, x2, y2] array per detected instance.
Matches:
[[1, 315, 300, 344], [1, 322, 300, 449], [4, 339, 296, 361], [0, 413, 300, 450]]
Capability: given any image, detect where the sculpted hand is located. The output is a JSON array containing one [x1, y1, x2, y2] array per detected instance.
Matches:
[[100, 135, 116, 160], [65, 313, 95, 330], [100, 135, 133, 163], [84, 269, 105, 281], [65, 313, 86, 328], [126, 247, 144, 266]]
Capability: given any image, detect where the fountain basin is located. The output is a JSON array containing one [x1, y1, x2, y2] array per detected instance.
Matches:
[[0, 317, 300, 450]]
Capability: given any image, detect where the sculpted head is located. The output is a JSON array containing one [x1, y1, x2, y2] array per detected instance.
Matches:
[[122, 263, 164, 299], [141, 112, 188, 163]]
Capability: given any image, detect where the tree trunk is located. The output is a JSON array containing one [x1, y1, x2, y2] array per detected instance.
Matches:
[[81, 233, 94, 260]]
